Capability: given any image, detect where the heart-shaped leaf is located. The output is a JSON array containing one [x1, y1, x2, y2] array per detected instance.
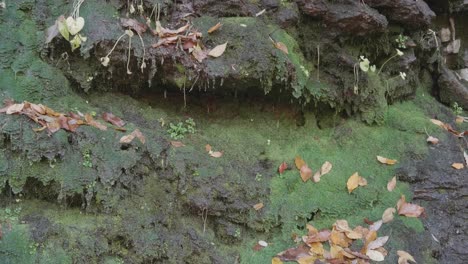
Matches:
[[66, 16, 85, 35]]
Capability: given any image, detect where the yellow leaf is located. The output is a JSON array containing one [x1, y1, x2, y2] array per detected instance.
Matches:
[[208, 42, 227, 57], [309, 242, 324, 255], [275, 42, 289, 55], [387, 176, 396, 191], [295, 156, 306, 170], [452, 163, 464, 170], [382, 207, 396, 223], [397, 250, 416, 263], [377, 156, 397, 165], [207, 22, 222, 33], [347, 172, 360, 193], [297, 255, 317, 264], [272, 257, 283, 264]]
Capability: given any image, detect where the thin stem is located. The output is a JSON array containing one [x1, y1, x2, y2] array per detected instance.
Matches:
[[317, 44, 320, 81], [127, 35, 132, 74], [105, 33, 127, 58], [378, 54, 398, 75]]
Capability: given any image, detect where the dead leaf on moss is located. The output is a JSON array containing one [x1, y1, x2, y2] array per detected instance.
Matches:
[[85, 114, 108, 131], [205, 144, 212, 152], [455, 116, 465, 124], [397, 250, 416, 264], [271, 257, 283, 264], [366, 249, 385, 262], [377, 156, 397, 165], [120, 129, 145, 144], [253, 202, 264, 211], [275, 42, 289, 55], [300, 165, 313, 182], [278, 162, 287, 174], [120, 134, 135, 144], [6, 103, 24, 114], [120, 18, 148, 35], [451, 163, 464, 169], [347, 172, 359, 193], [208, 42, 227, 57], [295, 156, 306, 170], [430, 118, 446, 128], [209, 151, 223, 158], [207, 22, 222, 33], [102, 112, 125, 127], [367, 236, 389, 250], [382, 208, 396, 223], [277, 243, 311, 262], [397, 195, 425, 218], [387, 176, 396, 192], [170, 141, 185, 147], [426, 136, 439, 144], [313, 161, 332, 182]]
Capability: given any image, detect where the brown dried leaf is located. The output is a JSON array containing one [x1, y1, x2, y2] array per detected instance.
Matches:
[[192, 45, 208, 63], [296, 255, 318, 264], [430, 118, 446, 129], [305, 230, 331, 243], [426, 136, 439, 144], [208, 22, 222, 33], [120, 134, 135, 144], [208, 42, 228, 58], [275, 42, 289, 55], [387, 176, 396, 192], [120, 18, 148, 35], [170, 141, 185, 147], [455, 116, 464, 124], [330, 230, 351, 248], [253, 202, 264, 211], [6, 103, 24, 114], [382, 208, 396, 223], [358, 176, 367, 186], [309, 242, 324, 255], [205, 144, 212, 152], [300, 165, 313, 182], [132, 129, 145, 144], [367, 236, 389, 250], [397, 250, 416, 264], [85, 114, 107, 131], [278, 162, 287, 174], [451, 163, 464, 170], [397, 195, 425, 218], [102, 112, 126, 127], [154, 21, 189, 38], [347, 172, 360, 193], [366, 249, 385, 262], [210, 151, 223, 158], [277, 243, 311, 262], [377, 156, 397, 165], [30, 103, 46, 115]]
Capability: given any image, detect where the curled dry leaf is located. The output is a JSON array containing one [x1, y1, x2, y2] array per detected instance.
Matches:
[[208, 42, 228, 57], [275, 42, 289, 55], [382, 208, 396, 223], [377, 156, 397, 165], [278, 162, 287, 174], [300, 165, 313, 182], [120, 129, 145, 144], [102, 112, 125, 127], [367, 236, 389, 250], [397, 250, 416, 264], [253, 202, 264, 211], [85, 114, 107, 131], [6, 103, 25, 114], [426, 136, 439, 144], [313, 161, 332, 182], [387, 176, 396, 192], [451, 163, 464, 170], [207, 22, 222, 33], [295, 156, 306, 170], [170, 141, 185, 147], [347, 172, 366, 193], [397, 195, 425, 218], [276, 243, 311, 262]]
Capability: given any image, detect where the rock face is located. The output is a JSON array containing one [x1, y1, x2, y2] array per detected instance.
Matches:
[[438, 65, 468, 109], [366, 0, 436, 27]]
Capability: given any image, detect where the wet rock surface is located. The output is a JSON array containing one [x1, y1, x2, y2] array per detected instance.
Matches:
[[366, 0, 436, 27]]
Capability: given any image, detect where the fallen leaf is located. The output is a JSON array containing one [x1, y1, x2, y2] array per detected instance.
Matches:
[[347, 172, 360, 193], [205, 144, 212, 152], [207, 22, 222, 33], [334, 219, 352, 232], [430, 118, 446, 129], [369, 220, 382, 232], [366, 249, 385, 262], [253, 202, 264, 211], [296, 255, 318, 264], [208, 42, 228, 57], [192, 44, 208, 63], [367, 236, 389, 250], [120, 129, 145, 144], [256, 9, 266, 17], [451, 163, 464, 169], [120, 134, 135, 144], [330, 230, 351, 248], [275, 42, 289, 55], [377, 156, 397, 165], [153, 21, 189, 38], [358, 176, 367, 186], [132, 129, 145, 144], [272, 257, 283, 264], [309, 242, 324, 255], [426, 136, 439, 144], [278, 162, 287, 174], [313, 161, 332, 182], [382, 208, 396, 223], [397, 195, 425, 218], [170, 141, 185, 147], [300, 165, 313, 182], [387, 176, 396, 192], [397, 250, 416, 264], [120, 18, 148, 35], [304, 229, 331, 243], [209, 151, 223, 158], [6, 103, 24, 114], [277, 243, 311, 262], [102, 112, 125, 127], [295, 156, 306, 170], [85, 114, 107, 131], [455, 116, 464, 124]]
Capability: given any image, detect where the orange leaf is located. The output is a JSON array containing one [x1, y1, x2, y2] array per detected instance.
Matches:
[[205, 144, 212, 152], [347, 172, 360, 193], [377, 156, 397, 165], [387, 176, 396, 191], [452, 163, 464, 170], [170, 141, 185, 147], [300, 165, 312, 182], [207, 22, 222, 33], [295, 156, 306, 170], [253, 202, 264, 211], [275, 42, 289, 55], [278, 162, 287, 174]]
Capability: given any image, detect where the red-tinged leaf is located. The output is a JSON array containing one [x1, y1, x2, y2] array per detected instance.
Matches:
[[183, 40, 197, 50], [209, 151, 223, 158], [207, 22, 222, 34], [278, 162, 287, 174], [171, 141, 185, 147], [277, 243, 311, 262], [30, 103, 46, 115], [132, 129, 145, 144], [85, 114, 107, 131], [300, 165, 312, 182], [44, 106, 61, 117], [253, 202, 264, 211], [69, 112, 81, 119], [387, 176, 396, 191], [102, 112, 125, 127], [397, 195, 425, 217]]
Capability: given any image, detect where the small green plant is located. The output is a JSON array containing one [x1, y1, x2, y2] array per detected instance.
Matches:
[[234, 228, 241, 238], [395, 34, 409, 49], [255, 173, 263, 182], [82, 150, 92, 168], [167, 118, 196, 139], [452, 102, 463, 115]]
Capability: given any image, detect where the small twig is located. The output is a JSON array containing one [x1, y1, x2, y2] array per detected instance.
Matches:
[[202, 207, 208, 233], [189, 74, 200, 92], [317, 44, 320, 81], [127, 33, 132, 74]]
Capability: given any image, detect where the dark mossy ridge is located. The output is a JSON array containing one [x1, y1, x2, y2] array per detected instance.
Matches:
[[1, 0, 468, 263]]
